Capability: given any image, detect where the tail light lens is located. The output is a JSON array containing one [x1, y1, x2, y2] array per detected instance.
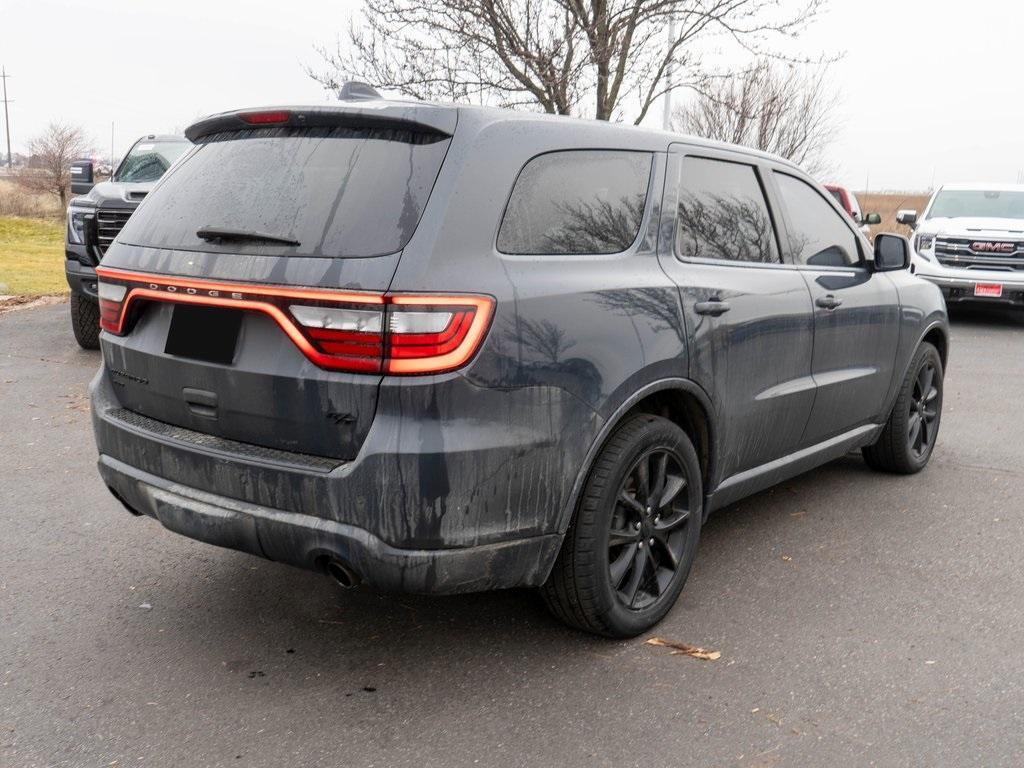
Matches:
[[96, 268, 494, 376], [98, 281, 128, 331], [384, 297, 493, 374]]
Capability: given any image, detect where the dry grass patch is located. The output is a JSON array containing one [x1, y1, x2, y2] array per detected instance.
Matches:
[[859, 192, 932, 239], [0, 178, 64, 220]]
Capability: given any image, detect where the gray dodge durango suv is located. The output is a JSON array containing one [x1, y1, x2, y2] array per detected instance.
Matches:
[[90, 99, 949, 637]]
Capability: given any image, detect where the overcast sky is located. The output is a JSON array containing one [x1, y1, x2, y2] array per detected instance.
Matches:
[[3, 0, 1021, 191]]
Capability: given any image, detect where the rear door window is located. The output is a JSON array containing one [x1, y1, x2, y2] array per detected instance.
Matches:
[[497, 150, 652, 255], [774, 173, 861, 267], [675, 157, 780, 264], [118, 125, 451, 258]]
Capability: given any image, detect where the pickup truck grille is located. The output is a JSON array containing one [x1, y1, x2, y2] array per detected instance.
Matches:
[[934, 237, 1024, 271], [95, 208, 134, 255]]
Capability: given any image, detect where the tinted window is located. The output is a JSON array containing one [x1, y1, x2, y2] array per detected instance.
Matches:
[[497, 151, 651, 255], [115, 139, 191, 183], [775, 173, 860, 267], [119, 126, 450, 258], [676, 157, 779, 264]]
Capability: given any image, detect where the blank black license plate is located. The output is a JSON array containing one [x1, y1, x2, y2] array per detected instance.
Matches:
[[164, 304, 243, 365]]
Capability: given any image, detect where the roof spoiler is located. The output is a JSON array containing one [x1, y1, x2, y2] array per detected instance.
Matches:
[[185, 102, 457, 143]]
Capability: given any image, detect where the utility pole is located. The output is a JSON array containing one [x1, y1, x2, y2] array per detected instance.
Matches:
[[662, 17, 676, 131], [1, 67, 11, 169]]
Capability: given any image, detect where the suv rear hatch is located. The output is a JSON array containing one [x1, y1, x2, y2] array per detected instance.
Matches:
[[95, 105, 457, 461]]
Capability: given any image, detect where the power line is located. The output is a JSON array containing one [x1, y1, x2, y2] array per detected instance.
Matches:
[[1, 67, 11, 169]]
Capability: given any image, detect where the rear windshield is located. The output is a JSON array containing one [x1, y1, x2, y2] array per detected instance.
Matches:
[[927, 189, 1024, 221], [118, 126, 451, 258]]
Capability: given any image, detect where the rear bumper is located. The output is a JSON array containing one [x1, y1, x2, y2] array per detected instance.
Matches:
[[98, 453, 562, 594], [90, 363, 599, 593]]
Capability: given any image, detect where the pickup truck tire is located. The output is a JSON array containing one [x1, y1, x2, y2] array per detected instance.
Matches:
[[70, 293, 101, 350], [542, 414, 703, 638], [863, 342, 943, 474]]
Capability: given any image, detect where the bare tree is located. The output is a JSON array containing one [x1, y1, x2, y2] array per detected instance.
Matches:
[[18, 122, 92, 208], [673, 59, 838, 175], [308, 0, 827, 124]]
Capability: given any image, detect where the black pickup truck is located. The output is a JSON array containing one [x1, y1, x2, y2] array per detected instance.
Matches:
[[66, 135, 191, 348]]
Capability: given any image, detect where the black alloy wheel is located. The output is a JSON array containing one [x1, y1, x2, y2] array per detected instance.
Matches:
[[908, 359, 940, 461], [863, 342, 944, 474], [609, 448, 692, 610]]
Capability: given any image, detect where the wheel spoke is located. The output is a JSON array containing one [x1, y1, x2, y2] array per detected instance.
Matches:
[[925, 387, 939, 404], [918, 365, 934, 399], [617, 490, 645, 515], [919, 416, 930, 449], [610, 543, 638, 588], [655, 507, 691, 533], [609, 525, 641, 547], [908, 412, 922, 448], [635, 458, 650, 500], [622, 546, 648, 607], [652, 531, 680, 571], [658, 475, 686, 509], [644, 546, 661, 596], [649, 452, 668, 506]]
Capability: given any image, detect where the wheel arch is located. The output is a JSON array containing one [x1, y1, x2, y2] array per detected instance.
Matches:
[[555, 378, 717, 537], [922, 323, 949, 370]]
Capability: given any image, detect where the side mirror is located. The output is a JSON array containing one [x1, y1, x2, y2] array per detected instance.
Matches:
[[895, 209, 918, 227], [70, 160, 95, 195], [864, 212, 882, 226], [874, 233, 911, 272]]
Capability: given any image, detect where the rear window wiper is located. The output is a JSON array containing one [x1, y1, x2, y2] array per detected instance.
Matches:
[[196, 227, 301, 247]]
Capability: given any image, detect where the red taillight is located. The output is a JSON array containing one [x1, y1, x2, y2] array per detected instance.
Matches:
[[289, 304, 385, 373], [95, 268, 494, 376], [98, 282, 128, 333], [239, 110, 291, 125], [384, 297, 494, 374], [287, 297, 494, 375]]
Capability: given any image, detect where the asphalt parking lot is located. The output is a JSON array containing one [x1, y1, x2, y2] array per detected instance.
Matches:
[[3, 301, 1024, 768]]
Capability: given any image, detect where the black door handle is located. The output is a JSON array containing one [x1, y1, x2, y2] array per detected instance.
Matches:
[[816, 295, 843, 311], [694, 300, 731, 317]]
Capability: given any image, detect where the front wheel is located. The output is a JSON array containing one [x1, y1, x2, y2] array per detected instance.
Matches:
[[70, 292, 101, 350], [541, 415, 703, 638], [863, 342, 943, 474]]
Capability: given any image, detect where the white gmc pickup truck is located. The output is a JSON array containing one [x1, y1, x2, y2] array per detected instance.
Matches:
[[901, 183, 1024, 305]]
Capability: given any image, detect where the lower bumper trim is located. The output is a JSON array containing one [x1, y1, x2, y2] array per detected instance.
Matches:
[[98, 454, 563, 595]]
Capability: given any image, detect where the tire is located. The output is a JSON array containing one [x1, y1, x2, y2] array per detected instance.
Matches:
[[70, 292, 101, 350], [542, 414, 703, 638], [863, 342, 943, 474]]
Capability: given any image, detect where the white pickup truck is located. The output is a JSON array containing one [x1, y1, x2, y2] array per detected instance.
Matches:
[[901, 183, 1024, 305]]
